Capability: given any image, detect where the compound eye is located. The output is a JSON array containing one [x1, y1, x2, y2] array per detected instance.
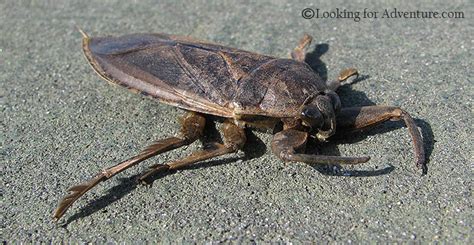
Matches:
[[301, 106, 324, 128], [301, 107, 318, 118]]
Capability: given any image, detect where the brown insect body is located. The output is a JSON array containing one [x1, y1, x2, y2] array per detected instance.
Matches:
[[53, 31, 425, 221], [84, 33, 326, 120]]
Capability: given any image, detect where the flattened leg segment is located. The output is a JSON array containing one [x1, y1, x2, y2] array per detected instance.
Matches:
[[291, 33, 313, 62], [271, 129, 370, 165], [53, 111, 206, 221], [336, 106, 425, 171], [138, 120, 246, 184]]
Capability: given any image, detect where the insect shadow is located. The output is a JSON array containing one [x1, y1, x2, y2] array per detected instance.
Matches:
[[60, 44, 434, 225], [304, 43, 434, 176]]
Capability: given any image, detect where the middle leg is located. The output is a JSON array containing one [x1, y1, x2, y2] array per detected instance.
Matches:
[[291, 33, 313, 62], [138, 120, 247, 184]]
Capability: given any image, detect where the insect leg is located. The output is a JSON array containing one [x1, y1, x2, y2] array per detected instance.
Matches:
[[138, 120, 246, 185], [336, 106, 425, 171], [271, 129, 370, 165], [291, 33, 313, 62], [53, 111, 205, 221], [326, 68, 359, 91]]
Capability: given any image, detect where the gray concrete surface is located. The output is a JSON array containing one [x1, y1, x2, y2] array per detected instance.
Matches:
[[2, 0, 472, 243]]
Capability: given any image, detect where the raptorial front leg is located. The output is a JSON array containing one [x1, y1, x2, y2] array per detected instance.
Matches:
[[291, 33, 313, 62], [53, 111, 206, 221], [138, 120, 247, 185], [271, 129, 370, 165], [336, 106, 425, 171], [326, 68, 359, 91]]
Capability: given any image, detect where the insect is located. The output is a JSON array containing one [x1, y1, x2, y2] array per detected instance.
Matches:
[[53, 31, 425, 220]]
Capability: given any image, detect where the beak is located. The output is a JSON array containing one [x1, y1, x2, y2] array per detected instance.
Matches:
[[315, 115, 336, 141]]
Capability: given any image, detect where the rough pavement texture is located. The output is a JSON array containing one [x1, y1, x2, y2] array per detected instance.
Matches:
[[2, 0, 472, 243]]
